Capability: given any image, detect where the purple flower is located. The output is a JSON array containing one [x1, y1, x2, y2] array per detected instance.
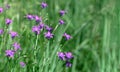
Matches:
[[0, 29, 4, 35], [9, 31, 18, 39], [20, 62, 26, 67], [32, 25, 40, 35], [5, 50, 15, 58], [65, 52, 73, 60], [26, 14, 34, 20], [58, 52, 65, 60], [13, 42, 21, 51], [0, 7, 3, 13], [44, 31, 53, 39], [66, 61, 72, 67], [45, 26, 53, 32], [59, 10, 66, 16], [39, 23, 44, 29], [63, 33, 72, 40], [59, 19, 65, 25], [41, 2, 48, 8], [6, 18, 12, 25], [34, 15, 42, 23]]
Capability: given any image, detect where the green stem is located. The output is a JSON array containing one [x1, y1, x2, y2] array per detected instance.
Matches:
[[33, 35, 39, 71], [45, 41, 50, 72]]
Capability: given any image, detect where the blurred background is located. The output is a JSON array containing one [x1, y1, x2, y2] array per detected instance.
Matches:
[[0, 0, 120, 72]]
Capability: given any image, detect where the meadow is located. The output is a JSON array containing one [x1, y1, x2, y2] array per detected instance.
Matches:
[[0, 0, 120, 72]]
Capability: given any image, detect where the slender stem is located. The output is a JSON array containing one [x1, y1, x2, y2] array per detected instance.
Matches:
[[33, 35, 39, 71], [45, 41, 50, 72], [53, 24, 59, 33], [35, 35, 39, 50]]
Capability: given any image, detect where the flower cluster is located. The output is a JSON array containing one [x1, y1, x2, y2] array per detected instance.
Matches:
[[58, 10, 66, 25], [26, 14, 54, 39], [58, 52, 73, 67], [58, 9, 72, 41], [5, 42, 21, 58], [25, 8, 54, 40], [1, 1, 73, 69], [0, 6, 26, 67], [26, 14, 42, 23]]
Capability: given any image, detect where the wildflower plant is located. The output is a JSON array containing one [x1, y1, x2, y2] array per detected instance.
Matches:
[[0, 1, 74, 72], [0, 0, 118, 72]]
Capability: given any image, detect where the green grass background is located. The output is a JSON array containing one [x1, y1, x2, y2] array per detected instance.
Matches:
[[0, 0, 120, 72]]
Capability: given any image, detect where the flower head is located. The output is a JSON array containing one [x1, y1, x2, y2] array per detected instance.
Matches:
[[13, 42, 21, 51], [39, 23, 44, 29], [65, 52, 73, 60], [44, 31, 53, 39], [32, 25, 40, 35], [26, 14, 34, 20], [6, 18, 12, 25], [9, 31, 18, 39], [0, 7, 3, 13], [63, 33, 72, 40], [0, 29, 4, 35], [34, 15, 42, 23], [59, 10, 66, 16], [59, 19, 65, 25], [45, 26, 53, 32], [66, 61, 72, 67], [58, 52, 65, 60], [5, 50, 15, 58], [20, 62, 26, 67], [41, 2, 48, 8]]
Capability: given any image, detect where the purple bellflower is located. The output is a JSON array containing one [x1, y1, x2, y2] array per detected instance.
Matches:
[[41, 2, 48, 8], [44, 31, 54, 39], [59, 10, 66, 16], [9, 31, 18, 39], [45, 25, 53, 32], [5, 50, 15, 58], [63, 33, 72, 40], [58, 52, 65, 60], [32, 25, 41, 35], [13, 42, 21, 51], [39, 23, 44, 29], [59, 19, 65, 25], [26, 14, 34, 20], [57, 52, 73, 67], [6, 18, 12, 25], [65, 52, 73, 60], [34, 15, 42, 23]]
